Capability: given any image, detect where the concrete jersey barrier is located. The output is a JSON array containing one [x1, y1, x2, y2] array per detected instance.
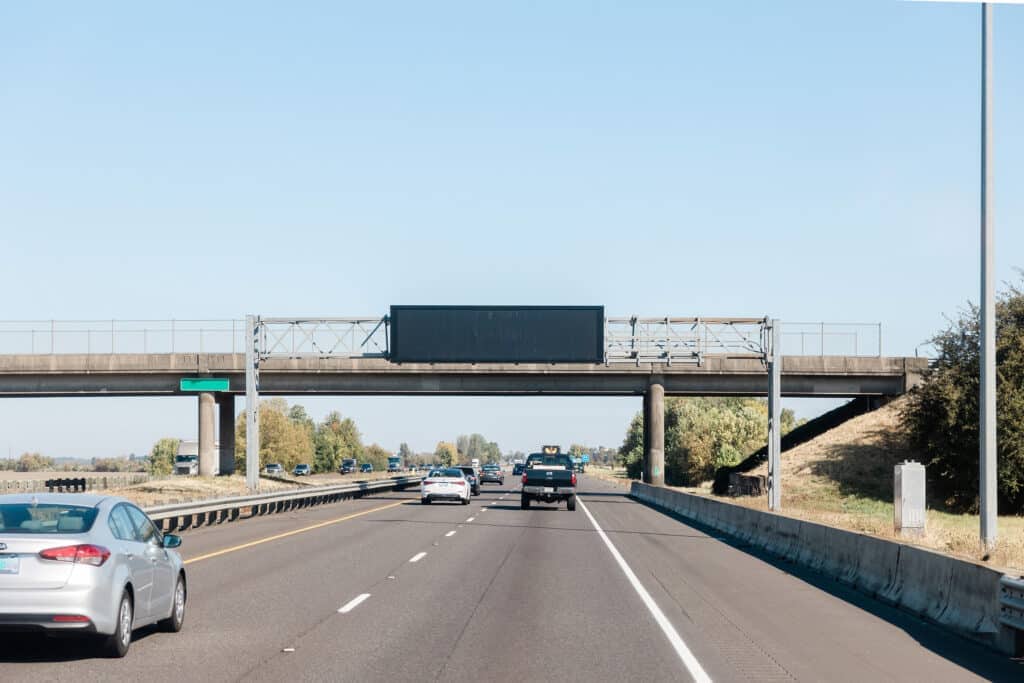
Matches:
[[630, 482, 1021, 656]]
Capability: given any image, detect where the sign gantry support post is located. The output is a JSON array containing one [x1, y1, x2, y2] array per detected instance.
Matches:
[[245, 314, 260, 492], [767, 319, 782, 511]]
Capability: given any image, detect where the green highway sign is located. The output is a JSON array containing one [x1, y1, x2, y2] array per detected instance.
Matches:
[[179, 378, 230, 392]]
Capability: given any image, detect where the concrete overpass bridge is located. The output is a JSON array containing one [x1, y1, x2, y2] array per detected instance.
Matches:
[[0, 317, 927, 504]]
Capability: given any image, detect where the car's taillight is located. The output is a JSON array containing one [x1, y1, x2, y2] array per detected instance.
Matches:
[[52, 615, 91, 623], [39, 544, 110, 567], [423, 480, 436, 485], [522, 472, 528, 484], [571, 472, 577, 486]]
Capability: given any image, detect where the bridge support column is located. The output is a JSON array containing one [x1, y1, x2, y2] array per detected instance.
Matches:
[[645, 376, 665, 487], [217, 394, 235, 475], [642, 391, 651, 483], [198, 392, 216, 477]]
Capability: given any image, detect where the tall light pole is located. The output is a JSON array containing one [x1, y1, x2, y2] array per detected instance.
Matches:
[[908, 1, 1019, 550], [979, 2, 996, 552]]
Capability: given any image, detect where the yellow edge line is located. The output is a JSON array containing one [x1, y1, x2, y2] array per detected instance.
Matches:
[[183, 500, 407, 565]]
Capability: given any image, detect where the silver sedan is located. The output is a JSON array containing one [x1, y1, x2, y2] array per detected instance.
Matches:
[[0, 493, 187, 657]]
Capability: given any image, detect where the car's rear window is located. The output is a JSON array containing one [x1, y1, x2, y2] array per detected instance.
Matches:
[[0, 503, 99, 534]]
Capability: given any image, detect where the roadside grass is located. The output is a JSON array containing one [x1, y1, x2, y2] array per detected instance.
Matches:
[[105, 474, 301, 507], [604, 396, 1024, 572]]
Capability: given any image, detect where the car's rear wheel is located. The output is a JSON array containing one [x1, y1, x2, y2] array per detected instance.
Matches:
[[100, 589, 133, 658], [421, 497, 431, 505], [521, 495, 530, 510], [159, 574, 186, 632], [566, 496, 576, 512], [461, 496, 470, 505]]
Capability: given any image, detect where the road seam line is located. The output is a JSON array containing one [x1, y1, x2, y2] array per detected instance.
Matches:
[[409, 552, 427, 563], [577, 497, 712, 683], [338, 593, 371, 613], [184, 500, 406, 565]]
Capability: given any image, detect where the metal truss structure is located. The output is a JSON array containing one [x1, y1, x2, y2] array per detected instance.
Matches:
[[257, 317, 389, 360], [604, 317, 770, 366]]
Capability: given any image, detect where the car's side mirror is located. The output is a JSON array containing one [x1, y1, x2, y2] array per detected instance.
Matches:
[[163, 534, 182, 549]]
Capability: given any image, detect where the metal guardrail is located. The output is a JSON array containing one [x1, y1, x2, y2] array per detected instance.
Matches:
[[999, 575, 1024, 632], [143, 476, 422, 532]]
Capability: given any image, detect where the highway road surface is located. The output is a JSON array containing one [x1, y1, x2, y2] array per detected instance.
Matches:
[[1, 476, 1020, 681]]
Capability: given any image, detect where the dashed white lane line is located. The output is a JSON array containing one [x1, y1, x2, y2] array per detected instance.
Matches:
[[338, 593, 371, 614], [445, 530, 457, 537], [577, 498, 711, 683], [466, 517, 475, 523], [409, 552, 427, 563]]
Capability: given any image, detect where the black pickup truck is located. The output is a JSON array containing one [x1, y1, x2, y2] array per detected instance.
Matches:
[[521, 452, 576, 511]]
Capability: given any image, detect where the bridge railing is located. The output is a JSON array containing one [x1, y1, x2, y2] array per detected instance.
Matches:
[[0, 320, 245, 355], [0, 318, 885, 359], [779, 322, 882, 357]]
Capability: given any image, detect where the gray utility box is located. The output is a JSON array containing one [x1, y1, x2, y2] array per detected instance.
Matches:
[[894, 461, 926, 538]]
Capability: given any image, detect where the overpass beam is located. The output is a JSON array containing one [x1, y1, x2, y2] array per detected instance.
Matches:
[[217, 393, 235, 475], [646, 376, 665, 487], [198, 392, 216, 477]]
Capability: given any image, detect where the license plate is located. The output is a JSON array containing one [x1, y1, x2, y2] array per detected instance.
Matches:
[[543, 487, 554, 493], [0, 556, 19, 574]]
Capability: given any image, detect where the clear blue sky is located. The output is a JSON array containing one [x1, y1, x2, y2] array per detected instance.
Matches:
[[2, 1, 1023, 459]]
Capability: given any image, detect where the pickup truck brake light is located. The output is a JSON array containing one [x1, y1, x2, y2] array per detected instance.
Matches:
[[521, 472, 528, 484], [571, 472, 577, 486]]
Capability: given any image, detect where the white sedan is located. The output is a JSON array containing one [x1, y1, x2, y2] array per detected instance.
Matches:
[[420, 469, 471, 505]]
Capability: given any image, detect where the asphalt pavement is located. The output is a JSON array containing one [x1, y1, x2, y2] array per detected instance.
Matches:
[[0, 476, 1020, 682]]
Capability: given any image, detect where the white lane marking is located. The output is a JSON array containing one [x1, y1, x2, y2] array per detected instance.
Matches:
[[577, 498, 712, 683], [445, 530, 457, 537], [409, 552, 427, 563], [466, 517, 475, 523], [338, 593, 371, 614], [479, 508, 488, 512]]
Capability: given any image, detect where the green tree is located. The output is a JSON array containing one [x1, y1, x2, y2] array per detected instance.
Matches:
[[15, 452, 54, 472], [903, 282, 1024, 513], [398, 442, 413, 462], [236, 398, 315, 473], [618, 397, 798, 485], [148, 437, 180, 476], [363, 443, 392, 471], [435, 442, 457, 467], [313, 411, 363, 473]]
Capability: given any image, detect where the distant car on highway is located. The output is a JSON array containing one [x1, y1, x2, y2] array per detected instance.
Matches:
[[455, 465, 480, 496], [339, 458, 357, 474], [0, 493, 187, 657], [479, 464, 504, 485], [420, 468, 471, 505], [512, 463, 525, 477], [360, 463, 373, 473], [292, 464, 311, 476], [264, 463, 284, 476]]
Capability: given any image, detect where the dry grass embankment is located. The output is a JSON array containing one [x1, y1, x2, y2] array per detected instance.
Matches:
[[606, 396, 1024, 572], [105, 475, 302, 508], [733, 395, 1024, 572]]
